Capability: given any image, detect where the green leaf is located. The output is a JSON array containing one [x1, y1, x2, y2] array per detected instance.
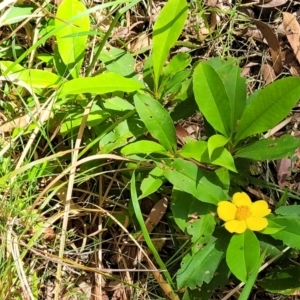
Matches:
[[235, 135, 300, 160], [187, 214, 216, 244], [235, 77, 300, 142], [270, 216, 300, 249], [7, 69, 61, 88], [177, 232, 230, 289], [207, 134, 229, 159], [134, 93, 177, 152], [152, 0, 188, 90], [98, 46, 138, 79], [59, 72, 143, 96], [205, 58, 247, 131], [239, 248, 267, 300], [193, 63, 231, 137], [0, 61, 61, 88], [60, 103, 110, 135], [261, 266, 300, 295], [139, 167, 164, 199], [1, 5, 35, 26], [226, 230, 260, 282], [179, 141, 237, 172], [159, 159, 227, 205], [103, 96, 134, 112], [55, 0, 90, 78], [275, 205, 300, 217], [99, 116, 145, 153], [163, 53, 191, 78], [171, 190, 215, 231], [259, 219, 285, 235], [196, 259, 230, 300], [121, 140, 168, 155]]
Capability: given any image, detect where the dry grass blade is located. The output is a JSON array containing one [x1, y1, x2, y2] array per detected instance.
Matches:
[[54, 100, 94, 300], [282, 12, 300, 65], [253, 19, 282, 74]]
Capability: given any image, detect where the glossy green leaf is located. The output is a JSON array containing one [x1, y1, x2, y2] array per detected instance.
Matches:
[[275, 205, 300, 217], [134, 93, 177, 152], [226, 230, 260, 282], [207, 134, 228, 159], [261, 266, 300, 295], [121, 140, 167, 155], [270, 216, 300, 249], [235, 77, 300, 142], [179, 141, 237, 172], [193, 63, 231, 137], [177, 233, 230, 289], [152, 0, 188, 89], [59, 72, 143, 97], [158, 159, 227, 205], [139, 167, 164, 199], [55, 0, 90, 78], [235, 135, 300, 160]]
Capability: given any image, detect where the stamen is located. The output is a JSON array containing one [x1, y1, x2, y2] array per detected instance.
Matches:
[[235, 205, 252, 220]]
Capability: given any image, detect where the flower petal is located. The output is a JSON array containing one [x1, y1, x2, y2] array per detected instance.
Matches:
[[217, 201, 237, 221], [251, 200, 271, 217], [232, 192, 252, 207], [224, 220, 247, 234], [246, 217, 268, 231]]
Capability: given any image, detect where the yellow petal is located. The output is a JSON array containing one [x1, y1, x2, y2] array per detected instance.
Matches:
[[232, 192, 252, 207], [224, 220, 247, 234], [251, 200, 271, 217], [246, 217, 268, 231], [217, 201, 237, 221]]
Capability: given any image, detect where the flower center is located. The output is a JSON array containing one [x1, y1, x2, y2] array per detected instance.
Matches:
[[235, 206, 252, 220]]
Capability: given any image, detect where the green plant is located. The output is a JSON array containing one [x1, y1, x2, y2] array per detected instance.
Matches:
[[2, 0, 300, 299]]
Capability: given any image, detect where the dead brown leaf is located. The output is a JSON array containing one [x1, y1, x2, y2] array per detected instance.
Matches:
[[277, 158, 293, 188], [253, 19, 282, 74], [241, 62, 259, 77], [0, 109, 53, 132], [143, 198, 168, 236], [257, 0, 288, 7], [129, 33, 151, 52], [283, 12, 300, 66], [262, 63, 276, 85]]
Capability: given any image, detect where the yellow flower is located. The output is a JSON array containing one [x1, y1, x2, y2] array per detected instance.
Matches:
[[217, 192, 271, 234]]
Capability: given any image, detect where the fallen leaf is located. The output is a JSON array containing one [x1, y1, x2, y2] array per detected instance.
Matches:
[[257, 0, 288, 7], [283, 12, 300, 66], [144, 197, 168, 235], [262, 63, 276, 85], [277, 158, 293, 188], [129, 32, 151, 52], [253, 19, 282, 74], [0, 109, 53, 132], [241, 62, 259, 77]]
